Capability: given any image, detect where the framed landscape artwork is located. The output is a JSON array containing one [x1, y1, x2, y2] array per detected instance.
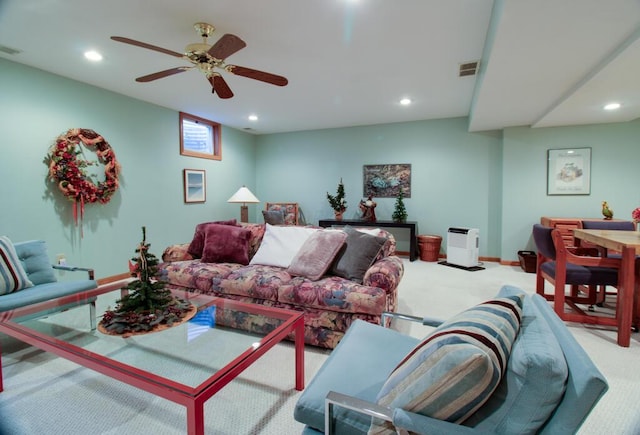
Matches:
[[183, 169, 206, 203], [363, 164, 411, 198], [547, 148, 591, 195]]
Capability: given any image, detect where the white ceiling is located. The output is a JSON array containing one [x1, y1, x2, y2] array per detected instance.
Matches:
[[1, 0, 638, 135]]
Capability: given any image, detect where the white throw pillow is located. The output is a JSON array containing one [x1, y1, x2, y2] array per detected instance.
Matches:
[[249, 224, 318, 268], [355, 228, 382, 236]]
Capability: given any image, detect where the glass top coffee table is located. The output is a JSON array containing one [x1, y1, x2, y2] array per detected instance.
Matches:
[[0, 279, 305, 434]]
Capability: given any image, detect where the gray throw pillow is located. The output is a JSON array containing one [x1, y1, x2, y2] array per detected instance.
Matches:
[[262, 210, 286, 225], [330, 226, 386, 283]]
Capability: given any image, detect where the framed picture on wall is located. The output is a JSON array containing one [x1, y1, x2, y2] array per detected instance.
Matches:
[[363, 164, 411, 198], [547, 148, 591, 195], [183, 169, 206, 203]]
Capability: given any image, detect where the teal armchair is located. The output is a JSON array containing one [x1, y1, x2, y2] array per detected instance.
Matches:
[[294, 285, 608, 434]]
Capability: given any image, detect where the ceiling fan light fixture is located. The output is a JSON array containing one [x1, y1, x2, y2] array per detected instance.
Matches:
[[194, 22, 215, 39]]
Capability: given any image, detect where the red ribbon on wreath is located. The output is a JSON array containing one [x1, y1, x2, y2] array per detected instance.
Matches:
[[47, 128, 121, 236]]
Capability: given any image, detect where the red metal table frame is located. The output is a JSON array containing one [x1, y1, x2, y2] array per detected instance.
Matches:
[[573, 229, 640, 347], [0, 279, 305, 434]]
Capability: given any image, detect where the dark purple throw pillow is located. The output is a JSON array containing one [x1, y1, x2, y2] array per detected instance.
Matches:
[[187, 219, 238, 258], [201, 224, 251, 265]]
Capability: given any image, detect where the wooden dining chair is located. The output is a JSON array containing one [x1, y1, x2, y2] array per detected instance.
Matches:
[[576, 220, 637, 305], [532, 224, 622, 326], [575, 220, 636, 252]]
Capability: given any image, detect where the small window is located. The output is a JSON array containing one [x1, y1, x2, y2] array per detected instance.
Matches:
[[179, 112, 221, 160]]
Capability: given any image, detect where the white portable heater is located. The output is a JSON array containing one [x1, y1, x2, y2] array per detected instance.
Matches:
[[446, 227, 479, 268]]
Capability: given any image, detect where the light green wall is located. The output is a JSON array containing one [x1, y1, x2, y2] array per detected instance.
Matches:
[[2, 58, 638, 272], [0, 58, 257, 278], [255, 117, 639, 261], [501, 121, 640, 260], [255, 119, 504, 256]]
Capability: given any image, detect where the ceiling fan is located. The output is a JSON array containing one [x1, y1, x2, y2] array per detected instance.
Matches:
[[111, 22, 288, 99]]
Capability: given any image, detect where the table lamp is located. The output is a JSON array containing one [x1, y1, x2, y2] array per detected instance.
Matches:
[[227, 186, 260, 223]]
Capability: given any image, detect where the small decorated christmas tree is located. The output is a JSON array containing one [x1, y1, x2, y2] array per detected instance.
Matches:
[[392, 190, 408, 223], [327, 178, 347, 213], [117, 226, 173, 312], [99, 227, 194, 336]]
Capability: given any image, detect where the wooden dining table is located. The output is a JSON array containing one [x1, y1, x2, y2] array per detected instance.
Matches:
[[573, 228, 640, 347]]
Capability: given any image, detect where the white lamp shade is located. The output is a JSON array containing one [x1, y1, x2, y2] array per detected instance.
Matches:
[[227, 186, 260, 204]]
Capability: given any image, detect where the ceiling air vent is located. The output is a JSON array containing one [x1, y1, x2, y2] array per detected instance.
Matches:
[[459, 60, 479, 77]]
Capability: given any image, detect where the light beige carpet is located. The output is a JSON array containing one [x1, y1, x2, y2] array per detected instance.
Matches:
[[397, 260, 640, 435], [1, 260, 639, 434]]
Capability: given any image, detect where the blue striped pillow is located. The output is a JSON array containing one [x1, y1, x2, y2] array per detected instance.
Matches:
[[0, 236, 34, 295], [370, 295, 523, 434]]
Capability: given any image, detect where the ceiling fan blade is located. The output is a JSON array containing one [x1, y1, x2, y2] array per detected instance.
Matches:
[[208, 73, 234, 99], [207, 34, 246, 60], [226, 65, 288, 86], [135, 67, 190, 82], [111, 36, 184, 58]]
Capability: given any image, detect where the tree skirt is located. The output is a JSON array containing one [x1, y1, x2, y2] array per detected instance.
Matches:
[[97, 303, 198, 338]]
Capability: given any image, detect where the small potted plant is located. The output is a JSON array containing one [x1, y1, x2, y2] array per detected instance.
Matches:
[[327, 178, 347, 220]]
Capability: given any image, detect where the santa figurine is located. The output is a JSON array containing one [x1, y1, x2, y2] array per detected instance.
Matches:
[[359, 196, 377, 222]]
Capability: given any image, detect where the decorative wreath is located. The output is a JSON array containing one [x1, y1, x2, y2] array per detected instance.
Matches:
[[47, 128, 121, 225]]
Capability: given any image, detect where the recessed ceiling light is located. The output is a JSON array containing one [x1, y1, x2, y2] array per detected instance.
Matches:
[[603, 102, 621, 111], [248, 114, 258, 121], [400, 98, 411, 106], [84, 50, 103, 61]]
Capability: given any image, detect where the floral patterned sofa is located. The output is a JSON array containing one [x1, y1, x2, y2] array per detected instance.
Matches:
[[159, 222, 404, 348]]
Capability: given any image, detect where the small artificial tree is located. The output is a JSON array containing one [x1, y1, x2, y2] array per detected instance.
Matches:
[[327, 178, 347, 213], [99, 226, 192, 335], [392, 190, 408, 223], [117, 226, 173, 312]]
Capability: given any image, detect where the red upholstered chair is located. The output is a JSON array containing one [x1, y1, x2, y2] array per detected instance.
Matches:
[[264, 202, 302, 225], [532, 224, 622, 326]]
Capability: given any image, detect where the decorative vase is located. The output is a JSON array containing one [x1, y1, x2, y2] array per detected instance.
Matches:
[[334, 210, 344, 221]]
